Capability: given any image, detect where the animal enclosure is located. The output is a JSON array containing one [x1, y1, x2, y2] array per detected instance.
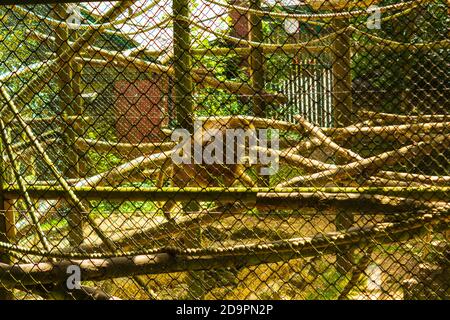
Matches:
[[0, 0, 449, 300]]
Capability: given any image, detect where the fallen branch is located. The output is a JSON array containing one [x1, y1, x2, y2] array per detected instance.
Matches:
[[0, 207, 446, 286], [74, 205, 244, 253], [199, 115, 304, 133], [278, 134, 450, 187], [323, 122, 450, 143], [66, 192, 446, 254], [10, 130, 58, 152], [73, 150, 174, 188], [74, 138, 175, 158], [293, 115, 450, 186], [358, 110, 450, 125]]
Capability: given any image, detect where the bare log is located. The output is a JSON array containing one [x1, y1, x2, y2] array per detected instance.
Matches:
[[0, 207, 446, 286], [199, 115, 304, 133], [358, 110, 450, 125], [67, 192, 444, 254], [3, 185, 449, 202], [293, 115, 449, 186], [323, 122, 450, 143], [294, 115, 361, 162], [74, 205, 243, 253], [278, 134, 450, 187], [253, 192, 444, 212], [377, 171, 450, 186], [73, 150, 174, 188], [359, 177, 426, 188], [75, 138, 175, 158]]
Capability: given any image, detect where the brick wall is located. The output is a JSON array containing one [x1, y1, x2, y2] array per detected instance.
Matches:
[[229, 0, 249, 40], [114, 75, 169, 143]]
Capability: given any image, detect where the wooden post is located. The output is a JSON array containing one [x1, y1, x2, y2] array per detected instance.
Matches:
[[53, 4, 84, 247], [173, 0, 194, 133], [0, 130, 14, 300], [397, 8, 418, 113], [173, 0, 204, 299], [248, 0, 265, 118], [332, 19, 354, 127], [331, 18, 354, 274], [248, 0, 270, 186], [71, 32, 88, 178]]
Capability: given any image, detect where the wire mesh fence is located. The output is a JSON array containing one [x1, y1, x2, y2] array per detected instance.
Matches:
[[0, 0, 448, 300]]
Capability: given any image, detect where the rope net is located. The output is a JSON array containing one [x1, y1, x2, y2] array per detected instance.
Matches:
[[0, 0, 448, 300]]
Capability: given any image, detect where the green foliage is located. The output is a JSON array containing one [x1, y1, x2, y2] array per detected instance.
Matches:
[[351, 0, 449, 113], [0, 9, 56, 116]]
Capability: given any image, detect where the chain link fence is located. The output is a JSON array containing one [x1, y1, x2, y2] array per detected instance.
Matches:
[[0, 0, 448, 300]]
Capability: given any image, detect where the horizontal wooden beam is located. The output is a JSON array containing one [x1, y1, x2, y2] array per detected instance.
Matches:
[[305, 0, 381, 11], [3, 185, 449, 203], [1, 210, 445, 286]]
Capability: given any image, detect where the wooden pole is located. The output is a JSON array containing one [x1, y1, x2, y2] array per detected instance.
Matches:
[[332, 18, 354, 127], [248, 0, 265, 118], [53, 4, 84, 247], [173, 0, 194, 132], [173, 0, 205, 299], [331, 18, 354, 274], [248, 0, 270, 187], [0, 126, 14, 300], [71, 32, 88, 178], [9, 1, 134, 112]]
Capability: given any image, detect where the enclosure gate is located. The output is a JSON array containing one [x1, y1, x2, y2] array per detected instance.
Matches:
[[279, 58, 333, 127], [0, 0, 448, 300]]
